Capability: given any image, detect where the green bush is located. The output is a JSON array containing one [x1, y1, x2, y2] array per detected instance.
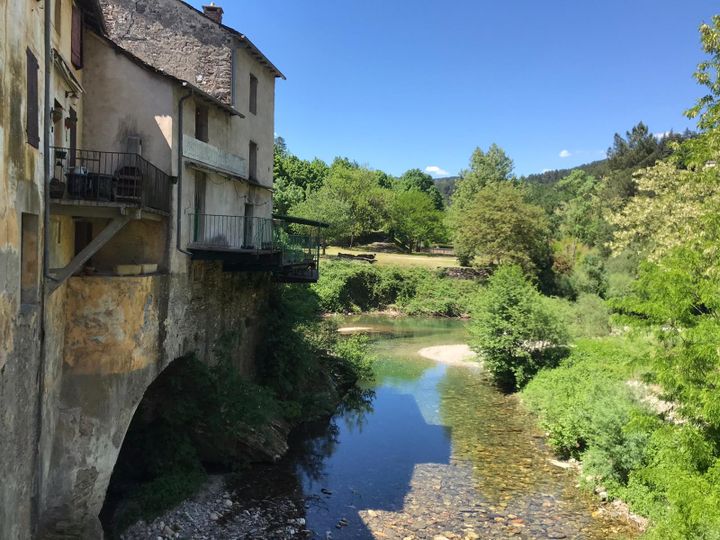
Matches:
[[523, 338, 647, 454], [522, 333, 720, 537], [470, 265, 569, 390], [544, 293, 611, 339]]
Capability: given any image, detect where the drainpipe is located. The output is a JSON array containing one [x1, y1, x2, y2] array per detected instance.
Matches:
[[32, 0, 53, 533], [176, 86, 194, 256], [43, 2, 52, 280]]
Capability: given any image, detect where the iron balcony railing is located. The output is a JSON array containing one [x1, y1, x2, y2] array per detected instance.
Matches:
[[188, 214, 275, 251], [50, 147, 172, 213], [187, 213, 326, 281]]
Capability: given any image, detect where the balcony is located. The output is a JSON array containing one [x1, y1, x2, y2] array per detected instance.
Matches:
[[187, 213, 327, 282], [49, 147, 172, 215], [183, 136, 248, 181]]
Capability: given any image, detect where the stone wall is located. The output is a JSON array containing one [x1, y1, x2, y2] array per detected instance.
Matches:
[[100, 0, 235, 104], [39, 264, 272, 537]]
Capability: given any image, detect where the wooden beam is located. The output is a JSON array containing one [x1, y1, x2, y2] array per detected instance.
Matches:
[[47, 216, 131, 294]]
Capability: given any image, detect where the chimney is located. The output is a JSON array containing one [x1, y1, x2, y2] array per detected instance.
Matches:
[[203, 3, 223, 24]]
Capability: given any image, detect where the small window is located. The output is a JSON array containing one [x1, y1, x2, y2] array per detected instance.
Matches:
[[54, 0, 62, 34], [195, 105, 209, 142], [21, 213, 39, 305], [248, 141, 258, 181], [26, 49, 39, 148], [71, 4, 83, 68], [249, 74, 258, 115]]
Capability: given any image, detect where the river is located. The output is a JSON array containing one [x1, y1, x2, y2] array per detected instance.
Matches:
[[284, 315, 639, 540]]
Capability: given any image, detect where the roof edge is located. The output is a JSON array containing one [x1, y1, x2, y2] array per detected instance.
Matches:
[[92, 31, 245, 117], [177, 0, 286, 80]]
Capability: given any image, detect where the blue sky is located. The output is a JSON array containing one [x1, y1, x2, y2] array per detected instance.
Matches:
[[189, 0, 718, 177]]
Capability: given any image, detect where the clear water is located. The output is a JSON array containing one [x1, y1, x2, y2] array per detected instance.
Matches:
[[289, 315, 639, 539]]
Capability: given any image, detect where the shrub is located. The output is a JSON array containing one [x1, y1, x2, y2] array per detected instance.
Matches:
[[544, 293, 611, 339], [470, 265, 569, 390]]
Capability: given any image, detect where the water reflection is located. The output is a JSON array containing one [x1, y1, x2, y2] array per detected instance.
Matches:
[[288, 316, 638, 539]]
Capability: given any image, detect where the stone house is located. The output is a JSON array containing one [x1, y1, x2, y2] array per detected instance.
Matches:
[[1, 1, 325, 538]]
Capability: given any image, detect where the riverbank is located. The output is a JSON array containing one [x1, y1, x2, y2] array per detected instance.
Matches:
[[313, 259, 482, 317], [417, 344, 480, 368]]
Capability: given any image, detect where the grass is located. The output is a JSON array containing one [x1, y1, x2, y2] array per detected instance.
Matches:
[[323, 246, 461, 269]]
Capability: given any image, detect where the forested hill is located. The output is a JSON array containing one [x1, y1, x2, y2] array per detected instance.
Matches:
[[521, 159, 610, 184], [434, 159, 609, 203], [434, 176, 460, 205]]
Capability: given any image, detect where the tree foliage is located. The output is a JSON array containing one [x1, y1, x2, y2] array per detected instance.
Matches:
[[292, 164, 388, 247], [387, 190, 446, 251], [470, 265, 569, 390], [452, 182, 551, 275], [396, 168, 444, 210]]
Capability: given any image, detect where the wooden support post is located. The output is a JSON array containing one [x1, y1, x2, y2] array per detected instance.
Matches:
[[47, 216, 131, 294]]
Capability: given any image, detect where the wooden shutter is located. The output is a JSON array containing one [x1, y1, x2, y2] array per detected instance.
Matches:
[[71, 4, 83, 68], [26, 49, 39, 148]]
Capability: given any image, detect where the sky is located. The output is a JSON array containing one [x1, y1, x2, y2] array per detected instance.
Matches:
[[188, 0, 718, 177]]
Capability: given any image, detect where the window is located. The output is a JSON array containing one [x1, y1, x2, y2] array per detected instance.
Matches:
[[21, 213, 39, 305], [248, 141, 257, 181], [249, 74, 258, 115], [195, 105, 209, 142], [71, 4, 83, 68], [54, 0, 62, 34], [26, 49, 39, 148]]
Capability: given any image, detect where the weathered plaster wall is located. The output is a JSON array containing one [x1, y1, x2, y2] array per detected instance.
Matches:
[[82, 31, 175, 174], [40, 267, 272, 536], [92, 218, 167, 271], [100, 0, 235, 104], [42, 275, 165, 538], [0, 0, 46, 538], [232, 48, 276, 189]]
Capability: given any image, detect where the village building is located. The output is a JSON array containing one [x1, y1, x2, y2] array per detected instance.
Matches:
[[0, 1, 324, 537]]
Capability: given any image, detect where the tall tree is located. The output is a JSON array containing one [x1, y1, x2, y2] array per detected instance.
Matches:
[[273, 137, 329, 214], [452, 182, 550, 274], [292, 166, 387, 247], [396, 168, 444, 209], [448, 145, 517, 265], [387, 190, 445, 252]]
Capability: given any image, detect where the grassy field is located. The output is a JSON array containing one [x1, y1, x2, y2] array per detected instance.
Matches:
[[323, 246, 461, 269]]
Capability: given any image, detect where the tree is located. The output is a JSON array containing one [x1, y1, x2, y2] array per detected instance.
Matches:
[[387, 190, 445, 252], [470, 265, 569, 390], [554, 171, 607, 248], [684, 15, 720, 166], [451, 182, 551, 275], [451, 144, 514, 207], [396, 168, 444, 210], [448, 145, 516, 264], [273, 137, 329, 214], [609, 160, 720, 261], [291, 166, 387, 247], [602, 122, 678, 203]]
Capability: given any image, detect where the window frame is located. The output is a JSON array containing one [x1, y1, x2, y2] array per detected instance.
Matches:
[[249, 74, 258, 115], [26, 49, 39, 148]]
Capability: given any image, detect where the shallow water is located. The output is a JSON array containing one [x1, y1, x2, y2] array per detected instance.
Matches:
[[289, 315, 639, 539]]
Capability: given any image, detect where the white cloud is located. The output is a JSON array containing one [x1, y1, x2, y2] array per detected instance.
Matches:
[[654, 131, 671, 140], [541, 168, 551, 173], [424, 165, 449, 177], [559, 149, 572, 158]]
